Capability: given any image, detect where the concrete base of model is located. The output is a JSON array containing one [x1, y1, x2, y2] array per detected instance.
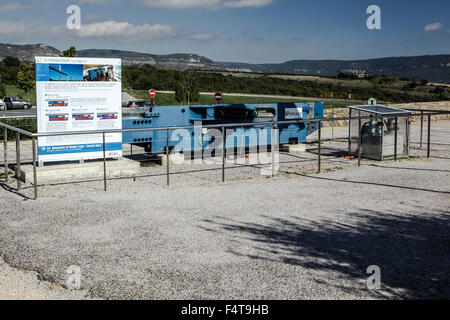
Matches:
[[157, 153, 187, 166], [282, 143, 307, 153], [18, 158, 141, 184]]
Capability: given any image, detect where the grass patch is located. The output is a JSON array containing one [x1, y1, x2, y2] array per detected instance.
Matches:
[[5, 85, 36, 105], [0, 118, 36, 140], [125, 90, 344, 107]]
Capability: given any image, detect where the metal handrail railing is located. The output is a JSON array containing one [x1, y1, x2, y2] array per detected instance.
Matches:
[[1, 109, 448, 200]]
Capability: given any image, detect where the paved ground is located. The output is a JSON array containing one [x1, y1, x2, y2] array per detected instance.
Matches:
[[0, 107, 36, 119], [0, 121, 448, 299]]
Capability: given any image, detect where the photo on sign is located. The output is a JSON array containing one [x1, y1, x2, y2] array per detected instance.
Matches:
[[97, 113, 118, 120], [48, 114, 69, 122], [72, 113, 94, 121], [47, 99, 69, 107], [83, 64, 121, 82], [36, 64, 84, 81]]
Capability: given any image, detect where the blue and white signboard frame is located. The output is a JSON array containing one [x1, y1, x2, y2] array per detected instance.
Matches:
[[35, 56, 122, 165]]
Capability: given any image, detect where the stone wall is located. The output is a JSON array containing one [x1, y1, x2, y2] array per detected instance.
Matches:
[[392, 101, 450, 121], [322, 101, 450, 127]]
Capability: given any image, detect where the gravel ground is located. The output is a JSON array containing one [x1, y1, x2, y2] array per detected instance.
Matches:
[[0, 121, 448, 299], [0, 255, 91, 299]]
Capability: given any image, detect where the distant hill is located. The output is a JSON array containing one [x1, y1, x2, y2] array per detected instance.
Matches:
[[77, 49, 218, 69], [221, 55, 450, 83], [0, 43, 61, 61], [1, 43, 448, 83]]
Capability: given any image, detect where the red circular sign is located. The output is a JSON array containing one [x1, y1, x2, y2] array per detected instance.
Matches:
[[214, 92, 223, 103], [149, 89, 156, 98]]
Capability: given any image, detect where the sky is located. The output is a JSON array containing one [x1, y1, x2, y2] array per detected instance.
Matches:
[[0, 0, 449, 63]]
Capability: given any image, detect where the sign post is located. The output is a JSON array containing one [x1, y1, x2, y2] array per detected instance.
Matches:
[[214, 92, 223, 103], [149, 89, 156, 104]]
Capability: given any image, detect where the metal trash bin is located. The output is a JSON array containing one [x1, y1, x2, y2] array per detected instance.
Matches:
[[348, 105, 412, 160]]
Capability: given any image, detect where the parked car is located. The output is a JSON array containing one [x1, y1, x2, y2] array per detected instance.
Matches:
[[3, 96, 32, 110], [0, 98, 4, 111]]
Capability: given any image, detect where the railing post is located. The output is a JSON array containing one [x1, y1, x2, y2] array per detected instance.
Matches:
[[222, 126, 225, 182], [420, 111, 424, 149], [331, 107, 334, 140], [271, 124, 275, 177], [15, 132, 21, 191], [394, 117, 398, 161], [3, 127, 7, 183], [103, 132, 107, 191], [357, 117, 361, 167], [317, 120, 321, 173], [427, 115, 431, 158], [32, 137, 38, 200], [348, 108, 352, 153], [240, 126, 244, 160], [166, 129, 170, 186]]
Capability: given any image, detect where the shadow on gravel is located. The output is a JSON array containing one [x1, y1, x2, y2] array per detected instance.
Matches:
[[202, 209, 450, 299], [367, 164, 450, 173], [285, 172, 450, 195], [0, 182, 31, 199]]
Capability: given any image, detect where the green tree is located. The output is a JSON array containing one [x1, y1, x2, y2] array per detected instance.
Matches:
[[63, 46, 77, 57], [189, 83, 200, 103], [2, 56, 20, 67], [17, 61, 35, 101], [174, 82, 186, 103], [0, 80, 5, 98], [0, 56, 21, 84]]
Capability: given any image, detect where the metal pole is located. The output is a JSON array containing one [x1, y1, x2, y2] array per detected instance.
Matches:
[[427, 115, 431, 158], [394, 117, 398, 161], [131, 144, 133, 156], [420, 111, 423, 149], [241, 126, 244, 160], [166, 129, 170, 186], [15, 132, 21, 191], [348, 108, 352, 153], [331, 107, 334, 140], [357, 117, 361, 167], [103, 132, 107, 191], [3, 128, 7, 182], [317, 120, 321, 173], [271, 124, 275, 177], [222, 127, 225, 182], [32, 137, 37, 200]]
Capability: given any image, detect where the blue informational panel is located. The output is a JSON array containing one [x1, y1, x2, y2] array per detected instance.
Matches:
[[35, 57, 122, 164]]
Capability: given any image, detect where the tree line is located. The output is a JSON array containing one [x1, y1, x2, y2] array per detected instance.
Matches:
[[123, 64, 448, 103], [1, 45, 448, 104]]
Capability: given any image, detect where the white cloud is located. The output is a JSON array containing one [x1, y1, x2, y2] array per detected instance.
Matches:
[[224, 0, 274, 8], [0, 3, 27, 12], [78, 0, 114, 4], [188, 33, 217, 41], [0, 21, 65, 37], [0, 20, 178, 42], [75, 21, 178, 40], [141, 0, 221, 9], [424, 22, 443, 32], [140, 0, 274, 9]]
